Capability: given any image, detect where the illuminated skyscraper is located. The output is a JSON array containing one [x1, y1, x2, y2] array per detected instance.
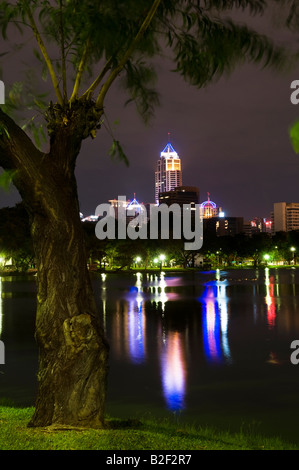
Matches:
[[155, 141, 182, 204]]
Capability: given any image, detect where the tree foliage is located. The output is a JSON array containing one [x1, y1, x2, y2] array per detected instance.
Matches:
[[0, 1, 289, 136]]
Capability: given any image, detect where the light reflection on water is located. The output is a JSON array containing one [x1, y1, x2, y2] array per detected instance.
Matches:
[[98, 268, 299, 422], [101, 271, 187, 411], [199, 280, 231, 364], [265, 268, 276, 329], [2, 269, 299, 441], [160, 331, 186, 411]]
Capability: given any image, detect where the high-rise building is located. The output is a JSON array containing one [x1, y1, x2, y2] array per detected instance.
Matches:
[[158, 186, 199, 208], [271, 202, 299, 233], [204, 216, 244, 237], [155, 142, 182, 204]]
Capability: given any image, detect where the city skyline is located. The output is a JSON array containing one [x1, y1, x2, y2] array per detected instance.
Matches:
[[1, 38, 299, 221]]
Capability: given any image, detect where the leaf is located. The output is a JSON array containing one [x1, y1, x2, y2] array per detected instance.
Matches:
[[22, 118, 48, 150], [108, 139, 129, 167], [289, 121, 299, 153], [0, 170, 16, 192], [0, 123, 9, 138]]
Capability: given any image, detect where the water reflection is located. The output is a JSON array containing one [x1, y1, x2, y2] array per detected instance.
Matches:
[[218, 283, 230, 362], [160, 331, 186, 411], [147, 272, 168, 313], [200, 275, 231, 364], [3, 269, 299, 440], [101, 273, 107, 331], [128, 299, 146, 364], [106, 272, 187, 411], [265, 268, 276, 329], [110, 273, 147, 364], [127, 273, 146, 363]]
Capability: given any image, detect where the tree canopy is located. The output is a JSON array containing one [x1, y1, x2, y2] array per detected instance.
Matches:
[[0, 0, 290, 152]]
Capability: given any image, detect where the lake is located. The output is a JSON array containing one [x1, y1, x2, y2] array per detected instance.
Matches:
[[1, 268, 299, 444]]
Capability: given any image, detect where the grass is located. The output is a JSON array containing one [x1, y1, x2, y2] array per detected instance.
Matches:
[[0, 405, 298, 450]]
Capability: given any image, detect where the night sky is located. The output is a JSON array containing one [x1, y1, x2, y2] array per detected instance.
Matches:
[[1, 8, 299, 222]]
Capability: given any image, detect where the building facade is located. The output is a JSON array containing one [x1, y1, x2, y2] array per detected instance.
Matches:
[[272, 202, 299, 233], [243, 217, 272, 237], [155, 142, 182, 204], [203, 216, 244, 237], [158, 186, 199, 208]]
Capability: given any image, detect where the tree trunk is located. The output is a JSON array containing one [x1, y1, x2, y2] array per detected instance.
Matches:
[[0, 106, 109, 428], [29, 147, 108, 428], [28, 186, 109, 428]]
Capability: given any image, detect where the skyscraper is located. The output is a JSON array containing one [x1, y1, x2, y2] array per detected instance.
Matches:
[[271, 202, 299, 233], [155, 141, 182, 204]]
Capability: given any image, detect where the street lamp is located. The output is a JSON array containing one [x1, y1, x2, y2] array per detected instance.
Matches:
[[264, 254, 270, 265], [159, 254, 165, 269], [135, 256, 141, 268], [290, 247, 296, 265]]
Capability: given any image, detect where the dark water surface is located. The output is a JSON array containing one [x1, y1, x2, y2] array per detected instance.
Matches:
[[1, 268, 299, 444]]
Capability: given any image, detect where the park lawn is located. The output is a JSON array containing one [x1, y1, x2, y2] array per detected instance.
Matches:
[[0, 406, 298, 450]]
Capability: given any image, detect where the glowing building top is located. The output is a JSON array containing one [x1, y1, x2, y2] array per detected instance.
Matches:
[[200, 193, 223, 218], [160, 142, 179, 159], [127, 195, 145, 215]]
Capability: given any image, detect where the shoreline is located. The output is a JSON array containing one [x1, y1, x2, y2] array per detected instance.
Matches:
[[1, 265, 298, 277]]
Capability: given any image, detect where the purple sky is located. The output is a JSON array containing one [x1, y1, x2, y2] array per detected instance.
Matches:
[[1, 8, 299, 222], [74, 58, 299, 221]]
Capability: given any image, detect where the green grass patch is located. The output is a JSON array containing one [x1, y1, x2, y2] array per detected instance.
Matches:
[[0, 406, 298, 450]]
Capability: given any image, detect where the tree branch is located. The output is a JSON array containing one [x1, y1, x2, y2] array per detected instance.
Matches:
[[70, 40, 91, 103], [95, 0, 162, 109], [25, 4, 64, 106], [59, 0, 67, 103], [81, 56, 113, 101], [0, 108, 44, 202]]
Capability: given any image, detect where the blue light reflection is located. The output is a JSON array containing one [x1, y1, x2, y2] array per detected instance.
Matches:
[[128, 273, 146, 364], [199, 275, 231, 364]]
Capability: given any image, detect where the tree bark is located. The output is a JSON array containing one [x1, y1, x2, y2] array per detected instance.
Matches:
[[29, 192, 109, 428], [0, 107, 109, 428]]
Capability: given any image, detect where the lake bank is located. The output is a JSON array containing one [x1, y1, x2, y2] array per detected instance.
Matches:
[[0, 405, 298, 450]]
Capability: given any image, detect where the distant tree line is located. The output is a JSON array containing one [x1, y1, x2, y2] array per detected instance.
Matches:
[[0, 204, 299, 272]]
